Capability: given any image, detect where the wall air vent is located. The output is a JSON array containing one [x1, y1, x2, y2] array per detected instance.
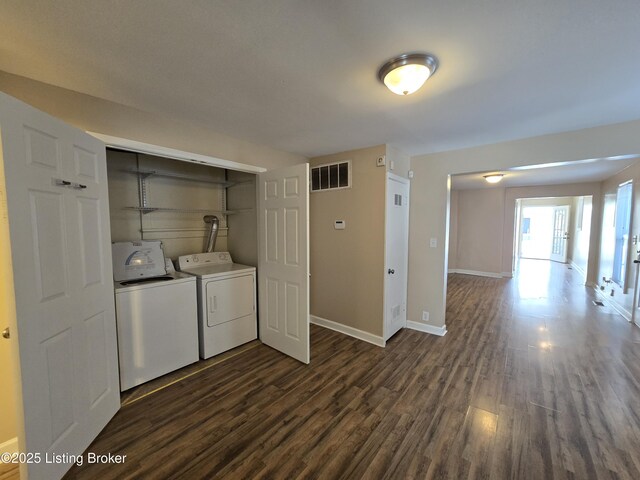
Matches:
[[310, 160, 351, 192]]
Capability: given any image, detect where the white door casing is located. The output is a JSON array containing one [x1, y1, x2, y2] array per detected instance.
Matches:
[[550, 205, 570, 263], [258, 163, 310, 363], [0, 92, 120, 480], [384, 173, 410, 341]]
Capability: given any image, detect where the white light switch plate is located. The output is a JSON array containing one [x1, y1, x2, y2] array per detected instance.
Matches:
[[430, 238, 437, 248]]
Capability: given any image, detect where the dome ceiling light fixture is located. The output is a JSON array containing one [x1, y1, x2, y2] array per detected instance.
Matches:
[[378, 53, 438, 95], [483, 173, 505, 184]]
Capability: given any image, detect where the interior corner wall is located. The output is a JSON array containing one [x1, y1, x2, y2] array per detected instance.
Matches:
[[227, 170, 258, 267], [106, 149, 232, 260], [386, 144, 411, 179], [309, 144, 387, 337], [597, 160, 640, 318], [451, 188, 505, 275], [409, 118, 640, 330], [570, 195, 593, 279], [448, 190, 459, 271], [0, 71, 307, 170]]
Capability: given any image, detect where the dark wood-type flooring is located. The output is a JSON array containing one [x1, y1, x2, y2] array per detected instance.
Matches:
[[64, 259, 640, 479]]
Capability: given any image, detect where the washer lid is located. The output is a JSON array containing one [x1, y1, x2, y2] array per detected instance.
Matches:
[[112, 241, 167, 282]]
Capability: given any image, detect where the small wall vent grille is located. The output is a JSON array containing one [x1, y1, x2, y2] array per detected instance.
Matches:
[[310, 160, 351, 192]]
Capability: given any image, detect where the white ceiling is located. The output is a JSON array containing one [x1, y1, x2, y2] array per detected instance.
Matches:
[[1, 1, 640, 158], [451, 155, 640, 190]]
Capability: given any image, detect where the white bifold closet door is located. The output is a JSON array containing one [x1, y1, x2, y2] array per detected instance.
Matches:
[[0, 92, 120, 480]]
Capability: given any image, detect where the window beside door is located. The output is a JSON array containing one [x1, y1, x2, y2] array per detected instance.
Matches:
[[612, 181, 633, 287]]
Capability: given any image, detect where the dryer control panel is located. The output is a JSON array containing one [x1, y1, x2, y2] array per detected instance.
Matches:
[[177, 251, 233, 270]]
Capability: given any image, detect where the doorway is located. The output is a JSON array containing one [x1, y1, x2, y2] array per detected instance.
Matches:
[[515, 196, 593, 283], [519, 205, 570, 262]]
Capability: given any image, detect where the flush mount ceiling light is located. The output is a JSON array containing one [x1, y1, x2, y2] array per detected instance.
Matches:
[[483, 174, 505, 184], [378, 53, 438, 95]]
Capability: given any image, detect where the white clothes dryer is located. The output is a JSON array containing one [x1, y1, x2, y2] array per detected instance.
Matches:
[[177, 252, 257, 359]]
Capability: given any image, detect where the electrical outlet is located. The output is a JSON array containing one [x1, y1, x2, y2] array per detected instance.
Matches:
[[422, 311, 429, 322]]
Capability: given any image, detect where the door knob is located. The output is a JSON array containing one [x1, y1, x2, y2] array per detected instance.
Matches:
[[388, 269, 395, 274], [2, 327, 9, 339]]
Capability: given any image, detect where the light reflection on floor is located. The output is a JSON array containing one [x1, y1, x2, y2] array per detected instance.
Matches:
[[514, 258, 552, 299], [511, 258, 592, 335]]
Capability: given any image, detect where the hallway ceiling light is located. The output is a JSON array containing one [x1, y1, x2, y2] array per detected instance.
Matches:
[[378, 53, 438, 95], [483, 174, 504, 184]]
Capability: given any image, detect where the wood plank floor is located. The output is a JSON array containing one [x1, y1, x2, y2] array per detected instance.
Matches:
[[64, 259, 640, 479]]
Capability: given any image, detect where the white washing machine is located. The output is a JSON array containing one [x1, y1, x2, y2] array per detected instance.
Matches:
[[113, 241, 198, 391], [177, 252, 257, 359]]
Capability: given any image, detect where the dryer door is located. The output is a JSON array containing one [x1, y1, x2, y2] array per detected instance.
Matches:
[[206, 275, 255, 326]]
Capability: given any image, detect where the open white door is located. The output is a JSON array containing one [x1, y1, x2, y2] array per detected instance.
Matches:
[[0, 93, 120, 480], [550, 205, 570, 263], [384, 173, 410, 341], [258, 163, 310, 363]]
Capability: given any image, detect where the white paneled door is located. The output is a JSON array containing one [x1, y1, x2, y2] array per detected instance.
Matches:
[[384, 173, 410, 341], [550, 205, 570, 263], [258, 164, 310, 363], [0, 92, 120, 480]]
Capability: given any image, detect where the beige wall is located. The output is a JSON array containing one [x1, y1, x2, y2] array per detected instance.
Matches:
[[448, 190, 459, 270], [570, 196, 593, 277], [106, 150, 232, 260], [597, 161, 640, 317], [451, 188, 505, 274], [227, 170, 258, 267], [386, 144, 411, 179], [309, 145, 387, 336], [410, 119, 640, 329], [0, 71, 306, 171], [448, 184, 600, 280]]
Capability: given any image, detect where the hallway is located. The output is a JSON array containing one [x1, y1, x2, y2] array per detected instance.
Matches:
[[63, 260, 640, 479], [447, 258, 640, 478]]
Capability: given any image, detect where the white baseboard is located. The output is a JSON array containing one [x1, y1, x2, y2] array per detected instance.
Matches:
[[569, 260, 587, 278], [310, 315, 386, 347], [448, 269, 503, 279], [406, 320, 447, 336], [0, 437, 18, 459], [569, 260, 583, 274], [501, 271, 513, 278], [593, 287, 631, 321]]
